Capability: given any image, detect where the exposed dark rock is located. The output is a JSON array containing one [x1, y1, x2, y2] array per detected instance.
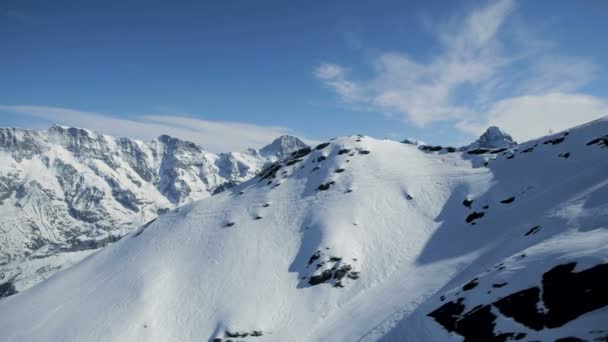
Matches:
[[494, 287, 544, 331], [542, 262, 608, 328], [467, 148, 491, 155], [492, 282, 507, 288], [133, 218, 158, 238], [463, 278, 479, 291], [309, 269, 333, 286], [558, 152, 571, 158], [358, 149, 371, 155], [506, 154, 515, 159], [262, 203, 270, 207], [466, 212, 485, 224], [290, 147, 312, 158], [285, 158, 303, 166], [316, 156, 327, 162], [555, 338, 586, 342], [338, 149, 351, 155], [524, 225, 541, 236], [543, 136, 566, 145], [522, 147, 534, 153], [225, 222, 236, 228], [421, 145, 443, 152], [586, 135, 608, 148], [0, 281, 17, 298], [427, 297, 466, 332], [463, 198, 473, 208], [316, 181, 335, 191], [500, 197, 515, 204], [446, 147, 457, 153], [335, 168, 345, 173], [315, 142, 330, 150], [308, 251, 322, 266], [490, 148, 508, 154]]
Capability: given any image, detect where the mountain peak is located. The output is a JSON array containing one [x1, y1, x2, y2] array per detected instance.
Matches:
[[464, 125, 516, 149], [259, 135, 308, 158]]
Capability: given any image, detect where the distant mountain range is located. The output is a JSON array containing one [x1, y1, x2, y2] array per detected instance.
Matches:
[[0, 125, 306, 294]]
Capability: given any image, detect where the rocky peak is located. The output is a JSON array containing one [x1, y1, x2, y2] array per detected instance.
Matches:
[[464, 126, 516, 150], [259, 135, 308, 158]]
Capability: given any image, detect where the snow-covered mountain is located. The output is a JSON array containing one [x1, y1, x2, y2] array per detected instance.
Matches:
[[1, 117, 607, 342], [0, 125, 307, 297]]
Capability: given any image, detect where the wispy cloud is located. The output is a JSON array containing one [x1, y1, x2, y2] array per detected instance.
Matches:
[[0, 105, 306, 153], [314, 0, 607, 142]]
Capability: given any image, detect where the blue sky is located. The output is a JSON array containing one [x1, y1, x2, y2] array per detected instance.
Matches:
[[1, 0, 607, 152]]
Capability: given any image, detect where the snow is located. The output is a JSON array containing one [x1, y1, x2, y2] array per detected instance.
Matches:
[[1, 118, 607, 341]]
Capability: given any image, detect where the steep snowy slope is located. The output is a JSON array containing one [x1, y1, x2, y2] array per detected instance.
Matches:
[[0, 126, 306, 297], [0, 118, 607, 342]]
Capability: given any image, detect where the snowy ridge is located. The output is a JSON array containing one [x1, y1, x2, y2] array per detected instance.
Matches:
[[0, 118, 607, 341], [0, 126, 307, 297]]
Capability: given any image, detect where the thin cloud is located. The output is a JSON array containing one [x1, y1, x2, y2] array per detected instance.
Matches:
[[314, 0, 606, 141], [0, 105, 307, 153]]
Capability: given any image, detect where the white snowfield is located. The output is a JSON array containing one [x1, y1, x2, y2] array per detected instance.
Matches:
[[1, 118, 607, 342]]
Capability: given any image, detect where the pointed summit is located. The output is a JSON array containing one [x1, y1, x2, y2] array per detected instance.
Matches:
[[259, 135, 308, 158], [464, 126, 516, 149]]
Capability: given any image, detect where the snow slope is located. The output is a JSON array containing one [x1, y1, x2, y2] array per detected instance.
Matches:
[[0, 119, 607, 342], [0, 126, 307, 297]]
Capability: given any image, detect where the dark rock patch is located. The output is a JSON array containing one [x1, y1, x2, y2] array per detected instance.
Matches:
[[466, 212, 485, 224], [463, 198, 473, 208], [492, 282, 507, 288], [0, 281, 17, 299], [558, 152, 571, 158], [446, 147, 457, 153], [358, 149, 371, 155], [500, 197, 515, 204], [308, 269, 333, 286], [262, 203, 270, 207], [524, 225, 541, 236], [490, 148, 508, 154], [494, 287, 544, 331], [308, 251, 322, 266], [542, 262, 608, 328], [133, 217, 158, 238], [543, 136, 566, 145], [315, 142, 330, 150], [285, 158, 303, 166], [291, 147, 312, 158], [316, 156, 327, 162], [421, 145, 443, 152], [463, 278, 479, 291], [254, 216, 263, 220], [311, 166, 320, 172], [259, 163, 282, 181], [316, 181, 335, 191], [338, 149, 351, 155], [555, 338, 586, 342], [522, 147, 534, 153], [506, 154, 515, 159], [335, 168, 345, 173], [427, 297, 465, 332], [225, 222, 236, 228], [467, 148, 491, 155], [586, 135, 608, 148]]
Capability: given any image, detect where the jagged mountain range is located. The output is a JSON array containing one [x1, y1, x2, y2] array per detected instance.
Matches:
[[0, 118, 606, 341], [0, 125, 307, 294]]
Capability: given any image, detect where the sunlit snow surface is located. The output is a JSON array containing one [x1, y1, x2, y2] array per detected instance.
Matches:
[[1, 118, 607, 341]]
